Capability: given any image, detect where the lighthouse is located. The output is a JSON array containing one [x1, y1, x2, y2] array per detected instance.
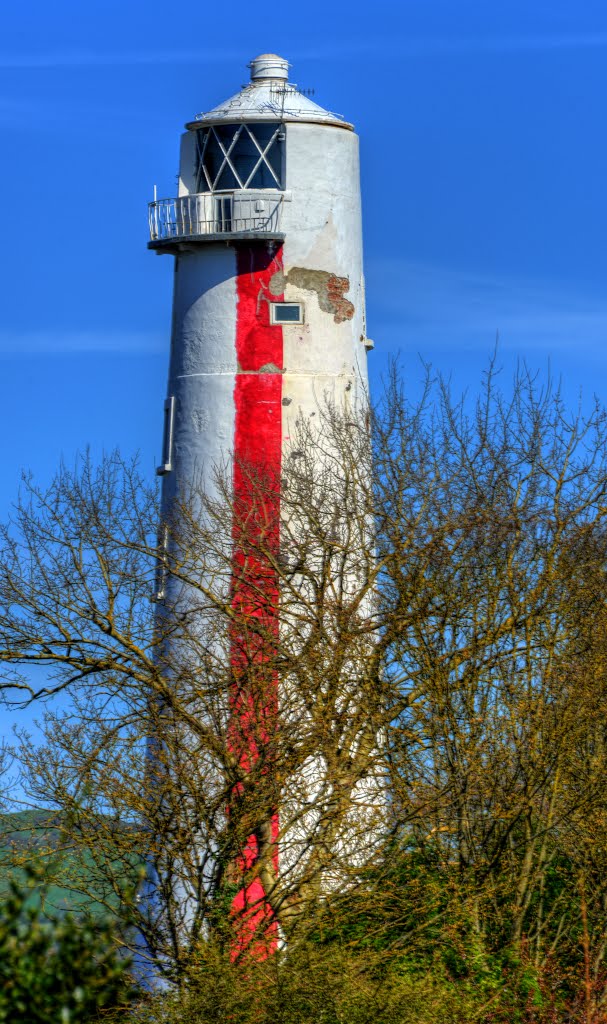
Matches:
[[147, 54, 376, 960]]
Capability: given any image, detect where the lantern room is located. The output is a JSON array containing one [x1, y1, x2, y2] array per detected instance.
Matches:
[[148, 53, 352, 251]]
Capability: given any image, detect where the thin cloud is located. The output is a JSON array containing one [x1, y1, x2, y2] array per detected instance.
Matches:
[[486, 31, 607, 53], [379, 31, 607, 58], [0, 94, 143, 128], [0, 330, 165, 354], [2, 32, 607, 70], [293, 32, 607, 61], [0, 47, 240, 70], [366, 259, 607, 358]]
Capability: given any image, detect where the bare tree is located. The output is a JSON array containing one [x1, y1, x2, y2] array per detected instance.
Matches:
[[373, 363, 607, 1001], [4, 364, 607, 1020], [1, 412, 390, 979]]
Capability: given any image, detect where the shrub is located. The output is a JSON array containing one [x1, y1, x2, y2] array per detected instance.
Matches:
[[0, 864, 136, 1023]]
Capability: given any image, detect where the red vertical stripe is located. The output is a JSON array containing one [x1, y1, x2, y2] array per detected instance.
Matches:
[[229, 243, 284, 955]]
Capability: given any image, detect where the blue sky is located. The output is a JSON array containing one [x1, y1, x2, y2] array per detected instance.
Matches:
[[2, 0, 607, 754]]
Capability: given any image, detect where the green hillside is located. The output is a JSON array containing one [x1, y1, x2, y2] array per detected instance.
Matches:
[[0, 809, 143, 918]]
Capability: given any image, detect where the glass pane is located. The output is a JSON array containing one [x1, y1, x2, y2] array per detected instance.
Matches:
[[195, 123, 285, 192], [204, 126, 241, 189], [247, 124, 284, 188], [274, 304, 302, 323], [231, 127, 263, 187]]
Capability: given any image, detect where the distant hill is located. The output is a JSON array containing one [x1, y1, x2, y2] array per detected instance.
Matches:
[[0, 808, 143, 918]]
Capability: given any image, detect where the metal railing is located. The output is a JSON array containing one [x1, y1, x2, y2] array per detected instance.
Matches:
[[149, 191, 283, 242]]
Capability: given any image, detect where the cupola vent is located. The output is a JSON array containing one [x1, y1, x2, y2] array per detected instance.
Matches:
[[248, 53, 290, 82]]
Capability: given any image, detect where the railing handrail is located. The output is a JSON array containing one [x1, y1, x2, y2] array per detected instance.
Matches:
[[148, 190, 284, 243], [149, 188, 284, 205]]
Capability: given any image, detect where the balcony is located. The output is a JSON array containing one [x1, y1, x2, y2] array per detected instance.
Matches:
[[148, 190, 285, 251]]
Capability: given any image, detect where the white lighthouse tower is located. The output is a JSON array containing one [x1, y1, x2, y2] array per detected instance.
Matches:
[[147, 54, 375, 959]]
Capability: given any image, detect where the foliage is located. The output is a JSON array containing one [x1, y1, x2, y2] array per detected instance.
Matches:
[[101, 933, 481, 1024], [0, 863, 136, 1023]]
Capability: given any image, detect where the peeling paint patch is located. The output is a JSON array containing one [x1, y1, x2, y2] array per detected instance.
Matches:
[[191, 409, 209, 433], [269, 267, 355, 324]]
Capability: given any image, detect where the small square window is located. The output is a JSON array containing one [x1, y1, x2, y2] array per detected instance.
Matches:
[[270, 303, 304, 325]]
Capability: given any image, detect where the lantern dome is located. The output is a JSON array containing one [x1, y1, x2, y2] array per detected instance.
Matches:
[[187, 53, 352, 130]]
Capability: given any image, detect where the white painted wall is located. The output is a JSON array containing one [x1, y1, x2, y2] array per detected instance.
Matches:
[[160, 244, 237, 515], [178, 131, 197, 197], [281, 122, 368, 437]]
